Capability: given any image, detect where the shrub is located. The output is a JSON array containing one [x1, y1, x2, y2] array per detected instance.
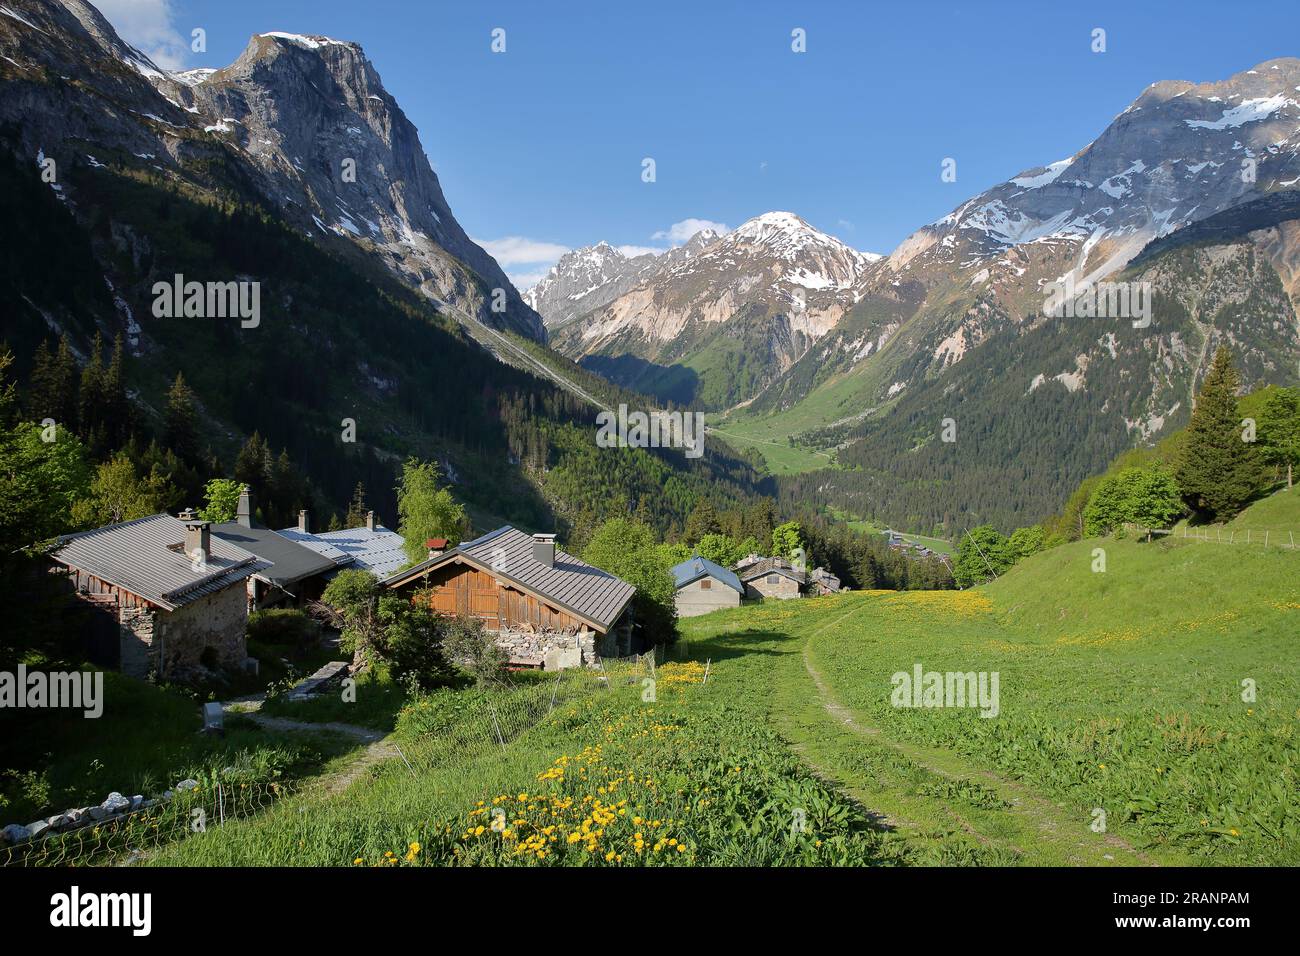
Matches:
[[381, 596, 455, 692], [247, 608, 317, 650], [439, 615, 507, 688]]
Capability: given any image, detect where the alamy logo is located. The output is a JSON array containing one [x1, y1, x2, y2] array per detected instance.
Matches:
[[891, 663, 1000, 718], [595, 404, 705, 459], [1043, 274, 1151, 329], [0, 666, 102, 718], [152, 273, 261, 328], [50, 886, 151, 936]]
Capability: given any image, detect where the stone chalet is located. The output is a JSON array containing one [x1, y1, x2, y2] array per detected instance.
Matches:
[[383, 527, 637, 668], [671, 556, 744, 617], [49, 514, 267, 678], [735, 557, 807, 600]]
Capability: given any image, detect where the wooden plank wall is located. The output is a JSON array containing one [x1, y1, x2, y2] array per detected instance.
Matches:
[[416, 562, 587, 631]]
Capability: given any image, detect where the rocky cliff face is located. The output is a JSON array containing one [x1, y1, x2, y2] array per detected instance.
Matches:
[[546, 213, 882, 408], [0, 0, 544, 340], [523, 243, 663, 331]]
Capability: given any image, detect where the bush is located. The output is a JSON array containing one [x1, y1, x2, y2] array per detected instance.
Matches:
[[439, 615, 506, 688], [247, 608, 318, 650], [381, 596, 455, 692]]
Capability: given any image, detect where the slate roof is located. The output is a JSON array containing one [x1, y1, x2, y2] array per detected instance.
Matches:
[[384, 526, 636, 632], [50, 514, 266, 611], [736, 557, 808, 585], [671, 556, 744, 595], [212, 522, 337, 588], [277, 525, 408, 578]]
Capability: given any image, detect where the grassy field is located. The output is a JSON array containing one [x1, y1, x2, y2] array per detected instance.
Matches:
[[18, 494, 1298, 867], [830, 508, 956, 555]]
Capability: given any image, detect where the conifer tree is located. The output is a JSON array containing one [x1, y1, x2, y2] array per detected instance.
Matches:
[[163, 372, 201, 465], [1175, 346, 1258, 519]]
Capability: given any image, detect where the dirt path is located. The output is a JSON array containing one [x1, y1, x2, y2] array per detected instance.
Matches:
[[797, 636, 1157, 866], [222, 698, 399, 797]]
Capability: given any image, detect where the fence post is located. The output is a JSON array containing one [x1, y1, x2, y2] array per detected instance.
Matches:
[[490, 706, 506, 751], [1265, 531, 1270, 548], [702, 658, 711, 686]]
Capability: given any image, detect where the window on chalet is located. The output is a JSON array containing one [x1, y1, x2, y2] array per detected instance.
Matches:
[[700, 579, 712, 590], [767, 574, 780, 584]]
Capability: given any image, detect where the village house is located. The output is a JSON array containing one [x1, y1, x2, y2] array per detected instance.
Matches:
[[671, 556, 744, 617], [276, 509, 407, 580], [736, 557, 807, 600], [48, 513, 266, 679], [210, 489, 337, 609], [808, 567, 843, 595], [383, 526, 636, 668]]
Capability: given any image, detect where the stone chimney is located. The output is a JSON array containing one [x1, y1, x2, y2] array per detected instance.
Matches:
[[298, 510, 310, 533], [425, 537, 448, 559], [532, 533, 556, 569], [236, 486, 254, 528], [365, 510, 377, 531], [183, 517, 211, 564]]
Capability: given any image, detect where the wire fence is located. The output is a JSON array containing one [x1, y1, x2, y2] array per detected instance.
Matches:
[[0, 776, 298, 868], [1139, 525, 1300, 549], [2, 648, 689, 867]]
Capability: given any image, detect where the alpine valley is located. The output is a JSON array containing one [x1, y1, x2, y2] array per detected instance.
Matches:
[[3, 0, 1299, 539], [534, 58, 1300, 531], [0, 0, 771, 543]]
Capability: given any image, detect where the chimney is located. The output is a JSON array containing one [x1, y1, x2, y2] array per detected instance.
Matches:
[[178, 507, 197, 521], [298, 510, 310, 533], [365, 510, 376, 531], [184, 518, 211, 564], [236, 486, 254, 528], [425, 537, 448, 559], [532, 533, 556, 569]]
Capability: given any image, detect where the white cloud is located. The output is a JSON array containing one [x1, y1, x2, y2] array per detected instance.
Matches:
[[95, 0, 190, 70], [475, 236, 571, 267], [616, 245, 665, 258], [508, 269, 552, 291], [651, 218, 729, 244]]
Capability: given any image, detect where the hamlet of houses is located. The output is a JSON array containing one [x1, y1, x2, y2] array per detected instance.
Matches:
[[47, 488, 919, 681], [47, 487, 643, 681]]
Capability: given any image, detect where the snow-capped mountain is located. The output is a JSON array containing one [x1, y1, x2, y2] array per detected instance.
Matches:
[[548, 213, 882, 408], [888, 58, 1300, 314], [0, 0, 544, 339], [523, 243, 663, 331]]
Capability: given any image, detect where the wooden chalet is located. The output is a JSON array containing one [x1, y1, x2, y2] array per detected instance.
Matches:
[[383, 527, 638, 660]]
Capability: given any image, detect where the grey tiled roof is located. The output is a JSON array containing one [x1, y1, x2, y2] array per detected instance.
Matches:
[[736, 557, 808, 585], [51, 514, 265, 611], [384, 526, 635, 631], [277, 525, 408, 578], [671, 556, 744, 595], [212, 522, 337, 588], [316, 526, 408, 577]]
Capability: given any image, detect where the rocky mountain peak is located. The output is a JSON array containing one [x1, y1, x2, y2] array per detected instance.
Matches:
[[0, 0, 544, 340]]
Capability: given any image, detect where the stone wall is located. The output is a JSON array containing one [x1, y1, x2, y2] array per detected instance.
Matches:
[[150, 584, 249, 679], [492, 625, 597, 670], [675, 577, 741, 617], [743, 574, 802, 601]]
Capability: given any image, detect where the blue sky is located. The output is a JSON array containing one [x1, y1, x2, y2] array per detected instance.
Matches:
[[98, 0, 1300, 286]]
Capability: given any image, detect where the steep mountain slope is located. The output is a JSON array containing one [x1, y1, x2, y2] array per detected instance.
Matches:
[[547, 213, 883, 409], [0, 0, 543, 339], [778, 200, 1300, 531], [743, 58, 1300, 425]]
